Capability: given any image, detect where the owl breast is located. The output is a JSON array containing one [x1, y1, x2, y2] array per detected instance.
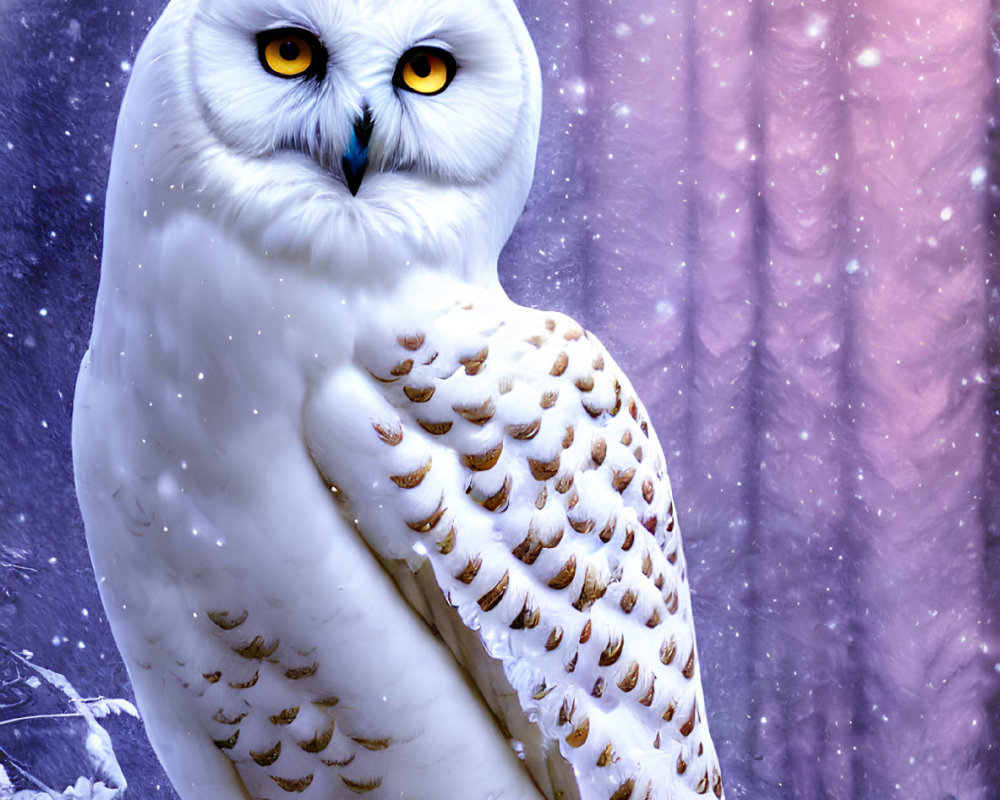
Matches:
[[74, 218, 545, 800]]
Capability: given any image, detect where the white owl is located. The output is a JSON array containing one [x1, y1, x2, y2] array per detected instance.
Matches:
[[72, 0, 723, 798]]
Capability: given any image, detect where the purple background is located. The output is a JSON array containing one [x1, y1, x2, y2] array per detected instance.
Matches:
[[1, 0, 998, 797]]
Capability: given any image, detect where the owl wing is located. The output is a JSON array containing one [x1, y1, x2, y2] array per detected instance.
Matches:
[[305, 281, 722, 800]]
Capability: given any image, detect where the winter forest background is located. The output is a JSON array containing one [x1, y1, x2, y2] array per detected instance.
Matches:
[[1, 0, 999, 797]]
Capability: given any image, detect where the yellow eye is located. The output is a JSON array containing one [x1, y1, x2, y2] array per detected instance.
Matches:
[[394, 47, 457, 96], [258, 28, 324, 79]]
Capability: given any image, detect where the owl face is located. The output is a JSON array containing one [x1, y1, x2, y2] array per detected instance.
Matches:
[[120, 0, 542, 279]]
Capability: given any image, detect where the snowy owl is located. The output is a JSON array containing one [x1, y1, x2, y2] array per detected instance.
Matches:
[[72, 0, 723, 798]]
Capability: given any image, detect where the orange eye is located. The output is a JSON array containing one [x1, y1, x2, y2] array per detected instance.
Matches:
[[394, 47, 456, 96], [258, 28, 324, 79]]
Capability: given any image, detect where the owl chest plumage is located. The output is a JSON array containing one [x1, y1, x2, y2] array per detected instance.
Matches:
[[74, 218, 539, 799]]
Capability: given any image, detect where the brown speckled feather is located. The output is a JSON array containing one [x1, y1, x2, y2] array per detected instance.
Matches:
[[306, 282, 723, 800]]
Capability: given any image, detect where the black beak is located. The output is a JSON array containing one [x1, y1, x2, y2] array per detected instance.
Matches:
[[342, 106, 374, 197]]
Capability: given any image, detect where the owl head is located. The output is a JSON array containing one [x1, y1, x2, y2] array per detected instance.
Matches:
[[112, 0, 542, 282]]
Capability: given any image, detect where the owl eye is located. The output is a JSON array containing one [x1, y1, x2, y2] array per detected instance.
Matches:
[[257, 28, 325, 79], [393, 47, 456, 96]]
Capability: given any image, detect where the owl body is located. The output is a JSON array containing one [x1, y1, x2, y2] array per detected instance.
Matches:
[[73, 1, 722, 798]]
